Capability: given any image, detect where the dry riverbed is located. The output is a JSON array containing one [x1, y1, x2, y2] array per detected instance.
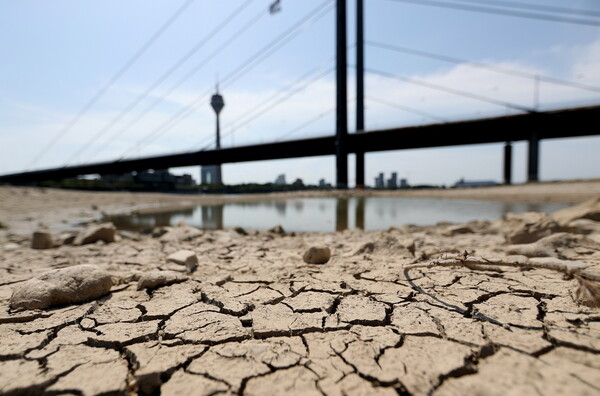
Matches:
[[1, 185, 600, 395]]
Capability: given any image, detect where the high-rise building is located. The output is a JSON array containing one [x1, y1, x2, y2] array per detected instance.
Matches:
[[201, 165, 220, 185], [274, 174, 286, 185], [318, 178, 332, 188], [374, 172, 385, 188], [387, 172, 398, 189]]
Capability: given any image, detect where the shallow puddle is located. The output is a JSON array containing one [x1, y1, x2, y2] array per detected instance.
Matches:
[[106, 197, 568, 232]]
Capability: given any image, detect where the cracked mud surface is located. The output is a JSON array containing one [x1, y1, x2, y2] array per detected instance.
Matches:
[[1, 187, 600, 395]]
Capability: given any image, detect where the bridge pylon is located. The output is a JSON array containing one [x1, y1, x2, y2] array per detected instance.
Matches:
[[335, 0, 348, 189]]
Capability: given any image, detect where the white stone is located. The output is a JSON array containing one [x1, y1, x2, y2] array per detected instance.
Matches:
[[167, 250, 198, 272], [74, 222, 116, 245], [10, 264, 113, 311]]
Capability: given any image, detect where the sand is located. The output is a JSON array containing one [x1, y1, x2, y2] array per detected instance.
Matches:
[[1, 183, 599, 395]]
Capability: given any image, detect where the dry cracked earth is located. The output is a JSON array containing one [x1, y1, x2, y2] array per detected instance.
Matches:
[[1, 198, 600, 395]]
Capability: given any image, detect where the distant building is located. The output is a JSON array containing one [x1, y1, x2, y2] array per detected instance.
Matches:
[[318, 179, 332, 188], [179, 174, 194, 186], [275, 174, 286, 185], [400, 178, 408, 188], [453, 178, 498, 188], [101, 173, 134, 184], [201, 165, 221, 185], [319, 178, 326, 187], [102, 169, 195, 190], [387, 172, 398, 189], [374, 173, 385, 189]]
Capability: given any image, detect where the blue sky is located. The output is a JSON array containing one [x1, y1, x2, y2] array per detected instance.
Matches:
[[1, 0, 599, 186]]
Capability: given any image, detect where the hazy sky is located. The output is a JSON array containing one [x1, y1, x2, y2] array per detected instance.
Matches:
[[1, 0, 599, 186]]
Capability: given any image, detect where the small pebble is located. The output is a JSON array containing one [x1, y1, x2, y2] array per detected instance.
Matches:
[[31, 231, 54, 250], [303, 246, 331, 264]]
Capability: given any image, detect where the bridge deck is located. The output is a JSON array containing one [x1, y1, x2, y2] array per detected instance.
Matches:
[[1, 105, 598, 183]]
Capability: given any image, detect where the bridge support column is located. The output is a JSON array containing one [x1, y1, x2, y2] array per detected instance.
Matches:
[[503, 142, 512, 185], [354, 0, 365, 189], [335, 0, 348, 189], [527, 131, 539, 182], [355, 152, 364, 188]]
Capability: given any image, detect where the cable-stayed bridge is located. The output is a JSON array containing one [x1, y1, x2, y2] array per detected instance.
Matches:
[[1, 104, 598, 184], [1, 0, 599, 187]]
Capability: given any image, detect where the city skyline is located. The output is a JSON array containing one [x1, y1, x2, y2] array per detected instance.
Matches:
[[1, 1, 599, 186]]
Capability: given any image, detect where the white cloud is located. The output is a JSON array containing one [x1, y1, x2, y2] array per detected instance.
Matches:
[[2, 39, 600, 185]]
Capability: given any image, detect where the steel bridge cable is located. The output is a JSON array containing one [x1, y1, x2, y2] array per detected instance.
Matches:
[[221, 42, 353, 136], [191, 66, 334, 151], [88, 2, 264, 162], [119, 0, 334, 160], [27, 0, 196, 170], [275, 108, 336, 142], [447, 0, 600, 19], [67, 0, 254, 165], [224, 59, 336, 135], [363, 66, 536, 113], [275, 97, 356, 142], [191, 58, 337, 152], [119, 0, 333, 159], [117, 87, 213, 159], [367, 40, 600, 94], [120, 4, 333, 160], [198, 96, 353, 151], [196, 7, 333, 151], [223, 57, 335, 133], [113, 6, 273, 161], [385, 0, 600, 27], [219, 2, 334, 90], [197, 66, 335, 151], [366, 96, 448, 123], [193, 47, 342, 153], [196, 107, 336, 151]]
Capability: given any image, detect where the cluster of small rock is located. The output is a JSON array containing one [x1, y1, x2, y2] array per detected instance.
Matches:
[[0, 198, 599, 395], [31, 222, 116, 249]]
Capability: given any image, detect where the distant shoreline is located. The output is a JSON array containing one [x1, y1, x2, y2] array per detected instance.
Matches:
[[1, 180, 599, 235]]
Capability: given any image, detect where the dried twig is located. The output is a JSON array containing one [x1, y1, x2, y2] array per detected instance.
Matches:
[[404, 253, 600, 307]]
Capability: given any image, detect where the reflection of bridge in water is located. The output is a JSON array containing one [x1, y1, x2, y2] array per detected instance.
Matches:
[[108, 207, 195, 230], [105, 198, 564, 233], [201, 205, 223, 230], [201, 199, 366, 231], [200, 200, 362, 231]]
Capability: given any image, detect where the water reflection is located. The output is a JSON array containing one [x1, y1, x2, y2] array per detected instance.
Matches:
[[275, 201, 286, 216], [201, 205, 223, 229], [355, 197, 365, 230], [106, 197, 568, 233], [293, 200, 304, 213], [109, 207, 195, 230], [336, 198, 348, 231]]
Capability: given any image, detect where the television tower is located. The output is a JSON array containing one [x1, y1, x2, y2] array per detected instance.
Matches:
[[210, 83, 224, 184]]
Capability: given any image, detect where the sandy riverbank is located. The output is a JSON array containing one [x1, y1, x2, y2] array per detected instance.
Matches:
[[1, 184, 600, 395]]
